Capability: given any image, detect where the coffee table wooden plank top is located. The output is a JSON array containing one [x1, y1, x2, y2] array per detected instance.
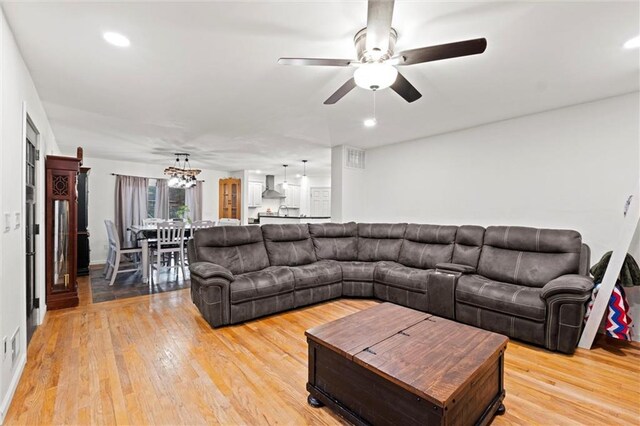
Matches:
[[354, 314, 508, 407], [305, 302, 430, 359]]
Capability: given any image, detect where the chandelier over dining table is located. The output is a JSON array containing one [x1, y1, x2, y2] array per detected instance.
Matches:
[[164, 153, 201, 188]]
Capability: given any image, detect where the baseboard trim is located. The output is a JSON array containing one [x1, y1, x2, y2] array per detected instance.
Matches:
[[0, 352, 27, 425]]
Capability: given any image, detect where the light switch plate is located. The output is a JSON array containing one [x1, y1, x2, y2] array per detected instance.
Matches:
[[14, 212, 20, 230], [4, 213, 10, 233]]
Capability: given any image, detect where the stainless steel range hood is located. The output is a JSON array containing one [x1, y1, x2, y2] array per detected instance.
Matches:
[[262, 175, 285, 199]]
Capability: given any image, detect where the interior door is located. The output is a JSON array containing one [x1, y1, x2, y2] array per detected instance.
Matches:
[[310, 187, 331, 217], [25, 119, 38, 344]]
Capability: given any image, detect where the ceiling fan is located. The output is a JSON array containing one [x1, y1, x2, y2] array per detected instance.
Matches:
[[278, 0, 487, 104]]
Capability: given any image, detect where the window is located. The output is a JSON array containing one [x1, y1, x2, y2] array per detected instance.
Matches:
[[147, 180, 156, 218], [147, 179, 186, 219], [168, 187, 186, 219]]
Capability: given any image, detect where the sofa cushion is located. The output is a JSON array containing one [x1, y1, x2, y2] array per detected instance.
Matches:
[[230, 266, 295, 304], [456, 274, 546, 322], [194, 226, 269, 275], [261, 224, 317, 266], [290, 261, 342, 290], [340, 261, 377, 282], [373, 262, 430, 293], [477, 226, 582, 288], [308, 222, 358, 261], [452, 225, 485, 268], [398, 224, 457, 269], [357, 223, 407, 262]]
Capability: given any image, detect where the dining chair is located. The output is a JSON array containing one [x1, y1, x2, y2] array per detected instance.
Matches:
[[184, 221, 215, 264], [150, 221, 186, 283], [191, 220, 215, 232], [104, 220, 143, 286], [103, 220, 115, 276]]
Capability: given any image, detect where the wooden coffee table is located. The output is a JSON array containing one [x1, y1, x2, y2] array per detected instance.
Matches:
[[306, 303, 508, 426]]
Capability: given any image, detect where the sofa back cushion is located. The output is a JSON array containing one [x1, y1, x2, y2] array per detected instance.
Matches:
[[357, 223, 407, 262], [194, 226, 269, 275], [477, 226, 582, 287], [398, 224, 457, 269], [452, 225, 485, 268], [261, 224, 317, 266], [308, 222, 358, 261]]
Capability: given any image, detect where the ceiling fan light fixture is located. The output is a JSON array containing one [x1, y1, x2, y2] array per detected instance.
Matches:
[[354, 62, 398, 91], [364, 118, 377, 127], [103, 31, 130, 47]]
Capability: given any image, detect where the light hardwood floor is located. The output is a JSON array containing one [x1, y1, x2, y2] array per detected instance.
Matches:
[[4, 276, 640, 425]]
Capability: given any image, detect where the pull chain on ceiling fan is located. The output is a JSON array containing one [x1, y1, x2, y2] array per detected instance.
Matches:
[[278, 0, 487, 105]]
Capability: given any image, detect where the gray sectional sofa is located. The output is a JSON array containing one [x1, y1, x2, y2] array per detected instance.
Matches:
[[187, 222, 594, 354]]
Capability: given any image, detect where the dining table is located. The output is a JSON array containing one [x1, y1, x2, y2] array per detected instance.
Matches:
[[129, 223, 194, 283]]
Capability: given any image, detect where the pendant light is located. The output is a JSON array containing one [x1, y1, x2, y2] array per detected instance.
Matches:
[[282, 164, 289, 189], [164, 153, 201, 188], [302, 160, 308, 177]]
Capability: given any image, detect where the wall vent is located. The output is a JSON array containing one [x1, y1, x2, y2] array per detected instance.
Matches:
[[345, 146, 365, 169]]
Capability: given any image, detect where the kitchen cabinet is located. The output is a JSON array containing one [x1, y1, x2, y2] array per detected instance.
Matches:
[[278, 183, 301, 208], [219, 178, 241, 220], [248, 181, 263, 207], [259, 216, 330, 225]]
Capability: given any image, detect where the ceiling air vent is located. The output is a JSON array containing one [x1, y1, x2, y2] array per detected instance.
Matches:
[[345, 147, 365, 169]]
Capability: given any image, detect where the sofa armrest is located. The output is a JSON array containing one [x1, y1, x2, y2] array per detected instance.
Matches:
[[435, 263, 477, 275], [540, 274, 594, 299], [190, 262, 234, 282]]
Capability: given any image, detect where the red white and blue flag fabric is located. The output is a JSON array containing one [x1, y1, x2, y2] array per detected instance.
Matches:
[[585, 281, 633, 340]]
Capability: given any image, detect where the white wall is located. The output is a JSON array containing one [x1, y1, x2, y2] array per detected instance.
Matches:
[[352, 93, 638, 262], [80, 156, 228, 264], [331, 146, 365, 223], [0, 8, 60, 422]]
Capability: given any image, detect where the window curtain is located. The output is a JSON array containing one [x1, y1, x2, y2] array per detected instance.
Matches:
[[114, 175, 148, 244], [185, 181, 203, 221], [154, 179, 169, 219]]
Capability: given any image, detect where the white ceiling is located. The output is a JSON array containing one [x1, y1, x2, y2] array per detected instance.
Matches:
[[3, 1, 639, 175]]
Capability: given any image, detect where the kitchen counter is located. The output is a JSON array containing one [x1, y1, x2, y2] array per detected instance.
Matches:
[[257, 214, 331, 225]]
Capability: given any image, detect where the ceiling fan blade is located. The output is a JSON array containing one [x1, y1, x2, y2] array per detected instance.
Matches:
[[397, 38, 487, 66], [278, 58, 354, 67], [390, 72, 422, 103], [366, 0, 395, 54], [324, 78, 357, 105]]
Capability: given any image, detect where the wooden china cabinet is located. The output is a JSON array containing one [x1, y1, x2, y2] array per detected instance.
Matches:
[[219, 178, 241, 220], [45, 148, 82, 310]]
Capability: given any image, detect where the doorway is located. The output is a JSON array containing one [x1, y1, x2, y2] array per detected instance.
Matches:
[[25, 117, 39, 344], [310, 187, 331, 217]]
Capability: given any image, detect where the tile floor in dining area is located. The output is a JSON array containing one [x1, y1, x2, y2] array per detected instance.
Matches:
[[90, 262, 190, 303]]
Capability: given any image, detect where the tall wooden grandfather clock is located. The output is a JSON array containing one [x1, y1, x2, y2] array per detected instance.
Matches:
[[45, 148, 82, 310]]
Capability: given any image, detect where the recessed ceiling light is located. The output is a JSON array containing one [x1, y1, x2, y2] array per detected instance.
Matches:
[[103, 32, 130, 47], [364, 118, 377, 127], [296, 174, 302, 178], [255, 170, 262, 174], [624, 35, 640, 49]]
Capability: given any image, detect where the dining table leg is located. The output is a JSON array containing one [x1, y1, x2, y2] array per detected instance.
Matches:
[[141, 239, 149, 283]]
